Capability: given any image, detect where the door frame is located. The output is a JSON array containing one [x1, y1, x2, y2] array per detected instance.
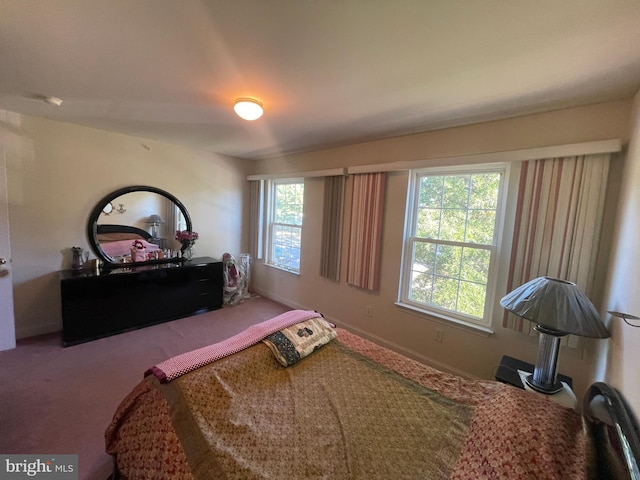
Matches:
[[0, 142, 16, 350]]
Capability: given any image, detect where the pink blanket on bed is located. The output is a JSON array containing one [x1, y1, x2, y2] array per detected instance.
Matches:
[[102, 239, 161, 258], [145, 309, 323, 382]]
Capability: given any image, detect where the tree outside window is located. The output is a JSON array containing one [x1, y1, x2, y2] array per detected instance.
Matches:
[[268, 179, 304, 273], [400, 167, 505, 327]]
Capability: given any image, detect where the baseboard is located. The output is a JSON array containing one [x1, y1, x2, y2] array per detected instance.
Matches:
[[251, 287, 477, 380], [16, 321, 61, 340], [251, 287, 308, 312]]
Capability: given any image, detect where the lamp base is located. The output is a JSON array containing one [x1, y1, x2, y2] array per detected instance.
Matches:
[[527, 325, 567, 395], [524, 373, 564, 394]]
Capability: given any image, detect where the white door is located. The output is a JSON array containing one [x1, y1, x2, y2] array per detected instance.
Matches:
[[0, 144, 16, 350]]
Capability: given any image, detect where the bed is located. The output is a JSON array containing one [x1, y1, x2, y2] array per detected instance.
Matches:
[[105, 310, 640, 479], [97, 224, 161, 259]]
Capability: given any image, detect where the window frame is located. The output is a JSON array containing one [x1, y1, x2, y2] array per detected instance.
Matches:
[[397, 163, 509, 329], [265, 178, 304, 274]]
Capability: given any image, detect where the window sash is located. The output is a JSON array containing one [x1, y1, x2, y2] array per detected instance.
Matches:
[[404, 237, 496, 322], [399, 166, 506, 327], [269, 222, 302, 273], [266, 179, 304, 273]]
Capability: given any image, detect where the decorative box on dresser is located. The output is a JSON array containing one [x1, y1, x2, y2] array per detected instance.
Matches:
[[59, 256, 223, 346]]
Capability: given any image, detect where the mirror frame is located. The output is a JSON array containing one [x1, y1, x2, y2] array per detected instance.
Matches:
[[87, 185, 193, 267]]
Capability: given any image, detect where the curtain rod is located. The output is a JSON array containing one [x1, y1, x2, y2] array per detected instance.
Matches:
[[247, 167, 347, 181], [347, 139, 622, 174], [246, 139, 622, 179]]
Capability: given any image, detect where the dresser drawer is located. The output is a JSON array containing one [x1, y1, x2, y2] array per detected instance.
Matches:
[[60, 257, 223, 345]]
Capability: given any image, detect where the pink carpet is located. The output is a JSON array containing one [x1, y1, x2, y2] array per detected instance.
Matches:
[[0, 296, 289, 480]]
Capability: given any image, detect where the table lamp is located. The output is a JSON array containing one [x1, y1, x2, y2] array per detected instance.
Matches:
[[146, 214, 164, 237], [500, 276, 610, 394]]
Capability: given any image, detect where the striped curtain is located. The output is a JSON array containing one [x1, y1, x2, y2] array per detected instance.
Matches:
[[503, 154, 610, 332], [164, 199, 177, 242], [320, 175, 346, 281], [248, 180, 264, 260], [346, 172, 386, 291]]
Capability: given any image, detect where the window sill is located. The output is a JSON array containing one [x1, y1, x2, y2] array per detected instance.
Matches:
[[264, 263, 300, 276], [395, 302, 494, 337]]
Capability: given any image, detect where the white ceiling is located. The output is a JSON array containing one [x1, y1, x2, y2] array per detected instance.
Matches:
[[1, 1, 640, 160]]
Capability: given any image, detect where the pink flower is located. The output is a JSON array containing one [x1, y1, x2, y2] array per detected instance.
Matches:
[[175, 230, 199, 242]]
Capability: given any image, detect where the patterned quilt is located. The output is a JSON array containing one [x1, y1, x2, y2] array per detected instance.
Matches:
[[105, 322, 587, 479]]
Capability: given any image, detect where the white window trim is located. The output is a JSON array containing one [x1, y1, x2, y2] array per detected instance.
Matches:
[[265, 178, 304, 274], [397, 162, 510, 330]]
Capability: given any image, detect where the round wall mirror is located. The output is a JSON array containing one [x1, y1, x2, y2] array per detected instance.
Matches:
[[87, 186, 192, 266]]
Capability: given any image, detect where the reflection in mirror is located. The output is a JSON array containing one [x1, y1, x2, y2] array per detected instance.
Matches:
[[87, 186, 192, 267]]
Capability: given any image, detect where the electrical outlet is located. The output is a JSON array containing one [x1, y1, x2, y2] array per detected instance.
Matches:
[[435, 328, 444, 342], [365, 305, 373, 317]]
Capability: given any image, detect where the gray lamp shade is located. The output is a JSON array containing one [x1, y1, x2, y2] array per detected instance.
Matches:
[[146, 214, 164, 224], [500, 276, 610, 338]]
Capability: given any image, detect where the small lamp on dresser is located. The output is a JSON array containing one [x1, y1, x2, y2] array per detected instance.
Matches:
[[500, 276, 610, 394], [146, 214, 164, 238]]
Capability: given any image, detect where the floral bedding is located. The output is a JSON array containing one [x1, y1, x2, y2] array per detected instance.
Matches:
[[105, 313, 588, 479]]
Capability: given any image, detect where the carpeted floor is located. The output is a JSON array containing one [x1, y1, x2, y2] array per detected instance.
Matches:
[[0, 295, 289, 480]]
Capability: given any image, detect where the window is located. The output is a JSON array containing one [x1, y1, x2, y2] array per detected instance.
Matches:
[[399, 165, 506, 327], [266, 179, 304, 273]]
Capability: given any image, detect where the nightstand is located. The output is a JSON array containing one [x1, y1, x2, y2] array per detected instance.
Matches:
[[495, 355, 577, 409], [495, 355, 573, 389]]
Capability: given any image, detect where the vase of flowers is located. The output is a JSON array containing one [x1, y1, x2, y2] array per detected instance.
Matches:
[[176, 230, 199, 260]]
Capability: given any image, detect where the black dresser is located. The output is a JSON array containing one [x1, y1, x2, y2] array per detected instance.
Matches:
[[59, 257, 223, 346]]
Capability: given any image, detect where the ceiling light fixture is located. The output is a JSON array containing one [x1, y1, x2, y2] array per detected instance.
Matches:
[[43, 96, 63, 106], [24, 93, 63, 106], [233, 98, 263, 121]]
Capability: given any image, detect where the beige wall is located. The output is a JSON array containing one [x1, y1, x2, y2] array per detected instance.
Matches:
[[595, 91, 640, 413], [0, 110, 250, 339], [249, 99, 633, 401], [2, 97, 637, 412], [252, 100, 631, 173]]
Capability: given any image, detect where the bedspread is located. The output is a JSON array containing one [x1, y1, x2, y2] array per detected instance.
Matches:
[[101, 238, 161, 258], [105, 328, 587, 479]]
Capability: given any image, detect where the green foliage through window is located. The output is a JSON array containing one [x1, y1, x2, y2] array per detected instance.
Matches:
[[269, 180, 304, 272], [403, 170, 503, 324]]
